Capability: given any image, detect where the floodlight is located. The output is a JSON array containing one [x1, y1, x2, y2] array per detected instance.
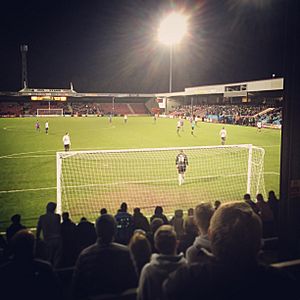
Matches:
[[158, 12, 188, 45]]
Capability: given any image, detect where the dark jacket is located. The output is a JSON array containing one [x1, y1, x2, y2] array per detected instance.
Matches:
[[71, 240, 138, 299], [6, 223, 26, 242], [61, 219, 77, 267], [76, 220, 96, 254], [133, 212, 150, 233], [163, 255, 297, 300], [150, 213, 169, 225], [114, 211, 134, 245]]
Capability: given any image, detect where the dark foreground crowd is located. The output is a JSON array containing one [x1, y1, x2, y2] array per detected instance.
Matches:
[[0, 191, 298, 300]]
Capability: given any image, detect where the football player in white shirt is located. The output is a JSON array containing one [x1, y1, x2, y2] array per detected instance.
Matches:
[[179, 117, 184, 131], [176, 120, 181, 135], [45, 121, 49, 135], [219, 127, 227, 145], [62, 132, 71, 151], [257, 120, 262, 132]]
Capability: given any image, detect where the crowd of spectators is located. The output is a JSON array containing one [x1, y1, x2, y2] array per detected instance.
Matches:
[[259, 107, 282, 125], [0, 191, 298, 300], [169, 104, 282, 127], [0, 101, 149, 117], [0, 102, 24, 116], [70, 102, 104, 116], [0, 101, 283, 127]]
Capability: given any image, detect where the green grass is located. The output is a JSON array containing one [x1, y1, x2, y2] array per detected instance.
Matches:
[[0, 116, 281, 230]]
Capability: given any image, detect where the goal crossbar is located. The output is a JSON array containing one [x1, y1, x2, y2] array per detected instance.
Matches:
[[57, 144, 254, 155]]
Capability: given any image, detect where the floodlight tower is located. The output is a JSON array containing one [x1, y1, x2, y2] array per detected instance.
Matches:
[[158, 12, 188, 93], [20, 44, 28, 89]]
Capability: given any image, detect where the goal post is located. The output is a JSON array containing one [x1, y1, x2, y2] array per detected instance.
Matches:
[[56, 145, 265, 220], [37, 108, 64, 117]]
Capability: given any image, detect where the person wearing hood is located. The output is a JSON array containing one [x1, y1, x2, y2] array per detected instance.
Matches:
[[163, 202, 297, 300], [137, 225, 187, 300], [185, 202, 214, 263]]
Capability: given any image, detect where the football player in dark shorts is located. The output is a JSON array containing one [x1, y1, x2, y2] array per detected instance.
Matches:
[[176, 150, 188, 185]]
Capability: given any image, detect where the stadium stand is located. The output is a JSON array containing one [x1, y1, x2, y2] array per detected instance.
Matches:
[[169, 104, 282, 127], [69, 102, 149, 116], [0, 100, 151, 117], [112, 103, 131, 115], [25, 101, 70, 115], [129, 103, 149, 114], [0, 102, 23, 116], [0, 98, 282, 127], [71, 102, 104, 116]]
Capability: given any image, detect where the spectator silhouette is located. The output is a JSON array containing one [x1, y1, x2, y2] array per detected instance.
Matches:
[[60, 212, 77, 267], [133, 207, 150, 233], [71, 214, 138, 299], [129, 230, 152, 276], [6, 214, 26, 243], [76, 217, 96, 255], [138, 225, 187, 300], [0, 229, 62, 300], [267, 190, 279, 232], [114, 202, 134, 245], [243, 193, 260, 214], [100, 208, 108, 215], [147, 217, 164, 253], [170, 209, 185, 240], [163, 202, 297, 300], [183, 208, 198, 236], [178, 208, 198, 254], [214, 200, 221, 210], [186, 202, 214, 263], [36, 202, 62, 267], [256, 193, 275, 237], [150, 206, 169, 225], [0, 234, 8, 264]]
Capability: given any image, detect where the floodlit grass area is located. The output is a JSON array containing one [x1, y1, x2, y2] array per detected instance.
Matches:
[[0, 116, 281, 230]]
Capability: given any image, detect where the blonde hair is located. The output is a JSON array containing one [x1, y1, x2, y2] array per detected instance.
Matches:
[[129, 232, 151, 275], [194, 202, 214, 234]]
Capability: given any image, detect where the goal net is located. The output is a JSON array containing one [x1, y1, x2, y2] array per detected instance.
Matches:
[[56, 145, 265, 220], [37, 108, 63, 117]]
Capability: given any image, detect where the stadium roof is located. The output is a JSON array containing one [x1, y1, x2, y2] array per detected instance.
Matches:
[[155, 77, 284, 98], [0, 77, 283, 99]]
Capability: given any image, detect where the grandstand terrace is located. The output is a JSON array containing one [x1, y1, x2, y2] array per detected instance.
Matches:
[[168, 104, 282, 128], [0, 78, 283, 124], [0, 95, 154, 117]]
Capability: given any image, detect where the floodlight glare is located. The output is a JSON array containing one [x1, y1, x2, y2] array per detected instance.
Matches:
[[158, 12, 188, 45]]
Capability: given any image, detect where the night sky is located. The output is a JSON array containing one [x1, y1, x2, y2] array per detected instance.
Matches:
[[0, 0, 285, 93]]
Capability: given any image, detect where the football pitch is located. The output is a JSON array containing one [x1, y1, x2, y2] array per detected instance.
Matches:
[[0, 116, 281, 230]]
